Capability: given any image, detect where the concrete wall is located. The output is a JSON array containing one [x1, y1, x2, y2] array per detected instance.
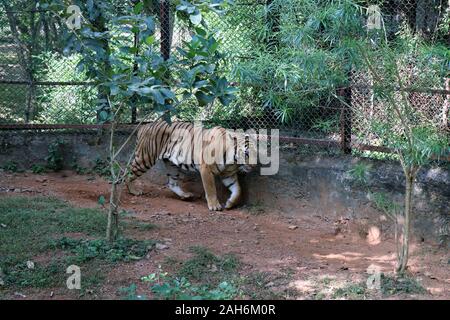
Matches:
[[0, 130, 448, 244]]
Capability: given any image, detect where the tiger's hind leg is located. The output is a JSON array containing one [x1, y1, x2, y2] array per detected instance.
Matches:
[[163, 160, 194, 200], [126, 166, 146, 196], [221, 174, 241, 209], [126, 156, 153, 196]]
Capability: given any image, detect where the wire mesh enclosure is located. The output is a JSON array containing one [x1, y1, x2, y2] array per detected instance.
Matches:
[[0, 0, 448, 157]]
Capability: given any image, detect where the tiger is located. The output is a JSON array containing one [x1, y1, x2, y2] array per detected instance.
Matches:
[[126, 120, 258, 211]]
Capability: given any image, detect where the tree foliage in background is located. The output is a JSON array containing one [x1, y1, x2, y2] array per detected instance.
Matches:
[[0, 0, 66, 122], [226, 0, 448, 130]]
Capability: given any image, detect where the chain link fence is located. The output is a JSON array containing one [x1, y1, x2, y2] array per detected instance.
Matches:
[[0, 0, 448, 157]]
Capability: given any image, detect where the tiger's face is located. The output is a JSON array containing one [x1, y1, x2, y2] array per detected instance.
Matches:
[[235, 133, 258, 173]]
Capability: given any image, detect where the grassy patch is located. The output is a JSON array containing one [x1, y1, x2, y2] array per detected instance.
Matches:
[[239, 272, 288, 300], [333, 283, 368, 300], [0, 196, 154, 295], [49, 237, 155, 263], [177, 246, 240, 285], [0, 196, 107, 268], [332, 274, 427, 299], [142, 272, 240, 300], [123, 246, 243, 300], [380, 274, 427, 296], [1, 160, 22, 173]]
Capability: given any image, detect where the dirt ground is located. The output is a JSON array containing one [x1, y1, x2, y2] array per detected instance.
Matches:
[[0, 171, 449, 300]]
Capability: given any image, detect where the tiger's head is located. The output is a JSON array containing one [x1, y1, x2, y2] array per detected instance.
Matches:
[[232, 132, 258, 174]]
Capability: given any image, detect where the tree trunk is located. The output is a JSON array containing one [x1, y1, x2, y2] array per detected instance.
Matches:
[[106, 180, 120, 243], [397, 172, 415, 273]]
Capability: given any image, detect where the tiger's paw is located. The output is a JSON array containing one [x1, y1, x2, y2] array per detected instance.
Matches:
[[207, 199, 223, 211], [224, 200, 235, 210]]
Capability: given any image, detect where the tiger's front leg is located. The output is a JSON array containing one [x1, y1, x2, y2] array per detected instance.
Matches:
[[199, 164, 222, 211], [222, 174, 241, 209]]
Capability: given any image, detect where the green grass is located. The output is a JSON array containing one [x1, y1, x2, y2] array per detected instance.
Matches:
[[126, 246, 243, 300], [49, 237, 155, 263], [177, 246, 240, 285], [333, 283, 368, 300], [0, 196, 107, 267], [1, 160, 21, 173], [380, 274, 427, 296], [155, 247, 296, 300], [0, 196, 154, 296], [332, 274, 427, 299], [238, 271, 287, 300]]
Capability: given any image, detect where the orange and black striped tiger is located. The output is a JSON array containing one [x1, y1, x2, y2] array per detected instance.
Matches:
[[126, 121, 257, 211]]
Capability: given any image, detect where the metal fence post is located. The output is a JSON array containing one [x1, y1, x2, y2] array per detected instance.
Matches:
[[340, 72, 352, 154], [160, 0, 171, 61]]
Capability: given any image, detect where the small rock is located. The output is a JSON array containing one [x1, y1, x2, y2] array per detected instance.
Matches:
[[239, 240, 244, 243], [265, 282, 275, 288], [0, 223, 6, 228], [254, 240, 260, 245], [14, 188, 21, 193], [155, 243, 169, 250], [288, 225, 298, 230], [50, 291, 54, 297], [36, 178, 47, 183], [26, 261, 35, 269]]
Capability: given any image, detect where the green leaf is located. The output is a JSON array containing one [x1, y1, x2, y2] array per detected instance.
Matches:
[[145, 35, 155, 45], [195, 91, 215, 106], [218, 94, 235, 106], [98, 195, 106, 206], [133, 2, 143, 14], [190, 12, 202, 25], [99, 110, 109, 122]]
